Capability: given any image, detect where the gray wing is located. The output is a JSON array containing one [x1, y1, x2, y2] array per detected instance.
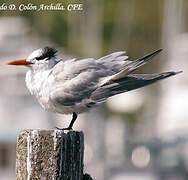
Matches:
[[49, 51, 128, 106], [50, 59, 103, 106], [91, 49, 181, 102], [91, 72, 180, 102], [49, 49, 174, 106]]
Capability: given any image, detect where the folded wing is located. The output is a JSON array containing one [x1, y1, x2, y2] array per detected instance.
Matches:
[[91, 71, 181, 102], [49, 50, 181, 106]]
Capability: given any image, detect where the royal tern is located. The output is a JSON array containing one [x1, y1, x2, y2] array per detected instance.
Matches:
[[8, 47, 181, 130]]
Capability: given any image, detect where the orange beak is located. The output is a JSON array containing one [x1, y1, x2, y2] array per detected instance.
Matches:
[[7, 59, 33, 66]]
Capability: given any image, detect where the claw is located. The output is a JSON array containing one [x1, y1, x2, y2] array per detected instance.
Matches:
[[55, 126, 72, 131]]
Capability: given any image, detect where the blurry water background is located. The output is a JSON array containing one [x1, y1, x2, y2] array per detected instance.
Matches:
[[0, 0, 187, 180]]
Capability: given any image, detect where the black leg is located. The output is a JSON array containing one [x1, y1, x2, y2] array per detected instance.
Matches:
[[56, 112, 78, 131]]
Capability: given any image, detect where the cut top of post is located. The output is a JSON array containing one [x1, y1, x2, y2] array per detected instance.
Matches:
[[16, 130, 84, 180]]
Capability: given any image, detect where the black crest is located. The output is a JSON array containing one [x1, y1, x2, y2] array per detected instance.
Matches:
[[36, 47, 57, 60]]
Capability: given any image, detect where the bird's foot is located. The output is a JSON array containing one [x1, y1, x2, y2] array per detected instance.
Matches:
[[55, 126, 73, 131], [55, 112, 78, 131]]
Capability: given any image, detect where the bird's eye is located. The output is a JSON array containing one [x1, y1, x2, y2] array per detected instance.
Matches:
[[36, 56, 44, 60]]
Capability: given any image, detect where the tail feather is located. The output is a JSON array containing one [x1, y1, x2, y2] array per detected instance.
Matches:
[[128, 49, 163, 72], [91, 71, 181, 102], [116, 49, 163, 75], [101, 49, 163, 86]]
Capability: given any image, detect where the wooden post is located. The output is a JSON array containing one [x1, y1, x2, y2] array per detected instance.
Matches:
[[16, 130, 89, 180]]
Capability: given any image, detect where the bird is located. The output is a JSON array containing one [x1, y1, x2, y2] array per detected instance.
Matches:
[[7, 47, 181, 130]]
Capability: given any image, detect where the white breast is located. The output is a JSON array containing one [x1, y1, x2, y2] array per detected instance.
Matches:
[[25, 70, 54, 111], [25, 70, 93, 115]]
